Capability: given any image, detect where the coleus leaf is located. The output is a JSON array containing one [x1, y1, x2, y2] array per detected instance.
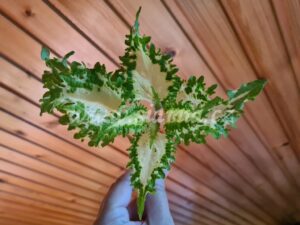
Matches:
[[164, 78, 267, 144], [39, 6, 267, 220], [127, 127, 176, 218], [40, 53, 148, 147]]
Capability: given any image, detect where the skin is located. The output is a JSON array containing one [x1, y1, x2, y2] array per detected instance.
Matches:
[[94, 171, 174, 225]]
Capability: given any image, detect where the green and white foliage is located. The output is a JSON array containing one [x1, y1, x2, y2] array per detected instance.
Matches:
[[40, 7, 266, 219]]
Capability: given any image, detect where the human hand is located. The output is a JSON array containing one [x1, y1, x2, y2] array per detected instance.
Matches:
[[94, 171, 175, 225]]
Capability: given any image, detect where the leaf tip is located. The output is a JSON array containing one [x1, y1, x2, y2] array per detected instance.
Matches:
[[41, 46, 50, 61]]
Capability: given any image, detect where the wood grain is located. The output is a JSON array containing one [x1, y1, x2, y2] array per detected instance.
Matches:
[[1, 0, 300, 223]]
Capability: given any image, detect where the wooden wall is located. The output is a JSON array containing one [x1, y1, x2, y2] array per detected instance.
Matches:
[[0, 0, 300, 224]]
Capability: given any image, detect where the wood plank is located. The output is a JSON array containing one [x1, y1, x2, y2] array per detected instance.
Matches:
[[168, 195, 231, 225], [0, 190, 94, 222], [0, 144, 108, 195], [170, 208, 211, 225], [173, 147, 280, 225], [0, 0, 131, 154], [0, 57, 129, 167], [163, 0, 287, 149], [1, 0, 299, 223], [0, 84, 127, 179], [205, 136, 295, 216], [107, 0, 300, 217], [0, 171, 99, 209], [172, 214, 191, 225], [47, 0, 128, 61], [0, 218, 37, 225], [164, 0, 300, 212], [168, 168, 265, 225], [3, 110, 252, 222], [0, 199, 91, 225], [0, 178, 216, 225], [0, 215, 46, 225], [271, 0, 300, 86], [0, 211, 78, 225], [101, 0, 223, 94], [0, 54, 279, 224], [169, 198, 228, 225], [220, 0, 300, 163], [0, 174, 219, 225], [0, 14, 44, 76], [0, 108, 124, 180], [0, 85, 127, 174], [0, 129, 113, 187], [1, 129, 244, 224], [0, 158, 102, 202], [170, 204, 221, 225], [0, 210, 83, 225], [0, 181, 96, 215], [0, 82, 268, 225], [3, 60, 272, 225], [0, 0, 115, 70], [179, 143, 282, 222]]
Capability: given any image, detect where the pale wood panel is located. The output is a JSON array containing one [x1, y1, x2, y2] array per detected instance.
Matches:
[[164, 0, 300, 215], [0, 214, 59, 225], [0, 200, 91, 225], [0, 109, 244, 225], [0, 181, 97, 215], [0, 129, 113, 186], [170, 206, 213, 225], [174, 149, 272, 225], [170, 203, 225, 225], [164, 0, 286, 148], [163, 0, 300, 194], [104, 0, 222, 92], [0, 171, 99, 209], [0, 13, 44, 76], [0, 210, 82, 225], [0, 15, 130, 153], [108, 0, 300, 216], [0, 0, 115, 70], [168, 192, 233, 225], [47, 0, 128, 61], [169, 198, 228, 225], [168, 167, 268, 225], [0, 107, 124, 179], [0, 159, 101, 202], [0, 70, 129, 170], [0, 0, 300, 224], [0, 190, 93, 223], [0, 218, 38, 225], [220, 0, 300, 164], [181, 142, 281, 222], [272, 0, 300, 86], [0, 57, 128, 173], [0, 144, 107, 194]]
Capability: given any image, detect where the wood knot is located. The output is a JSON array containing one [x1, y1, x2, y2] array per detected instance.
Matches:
[[163, 48, 176, 58], [280, 142, 289, 147], [46, 120, 59, 128], [15, 130, 26, 136], [35, 154, 43, 159], [24, 8, 35, 17]]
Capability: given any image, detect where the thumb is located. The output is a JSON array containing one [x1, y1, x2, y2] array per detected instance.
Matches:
[[145, 179, 174, 225], [104, 170, 132, 208]]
